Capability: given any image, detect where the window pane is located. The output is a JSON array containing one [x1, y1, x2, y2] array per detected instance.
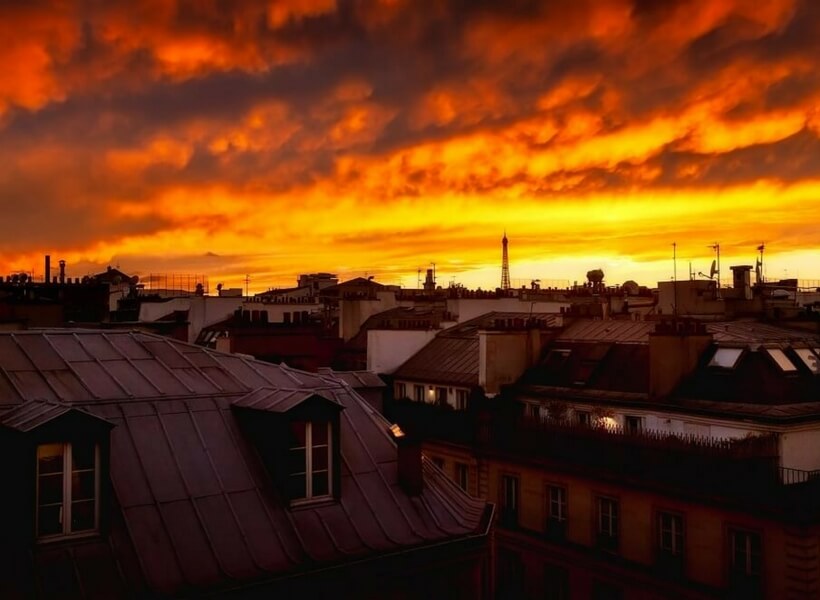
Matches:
[[288, 473, 306, 499], [288, 421, 307, 447], [38, 443, 64, 474], [312, 471, 329, 497], [312, 446, 329, 471], [71, 499, 96, 531], [767, 348, 797, 372], [311, 422, 328, 446], [72, 471, 96, 501], [709, 348, 743, 368], [288, 448, 306, 475], [72, 442, 95, 471], [38, 505, 63, 537], [38, 473, 64, 505]]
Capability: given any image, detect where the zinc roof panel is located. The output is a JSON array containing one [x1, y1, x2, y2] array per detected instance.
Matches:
[[77, 334, 120, 360], [72, 361, 126, 399], [290, 510, 338, 562], [227, 489, 297, 572], [42, 370, 90, 402], [200, 366, 245, 393], [0, 371, 23, 405], [210, 356, 270, 388], [47, 334, 92, 361], [192, 409, 255, 492], [195, 494, 259, 579], [141, 340, 192, 369], [339, 478, 392, 551], [14, 335, 66, 371], [8, 370, 58, 401], [0, 336, 34, 370], [122, 505, 185, 593], [160, 411, 221, 498], [173, 368, 222, 395], [105, 360, 159, 397], [132, 360, 190, 396], [108, 416, 154, 508], [159, 500, 223, 587], [126, 415, 188, 503], [106, 334, 154, 360]]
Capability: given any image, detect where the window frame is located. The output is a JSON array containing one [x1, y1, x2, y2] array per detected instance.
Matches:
[[624, 415, 644, 435], [413, 384, 424, 403], [545, 484, 568, 540], [575, 410, 591, 427], [500, 473, 520, 527], [455, 389, 469, 410], [455, 462, 469, 492], [35, 441, 101, 542], [288, 421, 333, 505], [395, 382, 407, 399], [729, 528, 762, 578], [595, 495, 619, 552]]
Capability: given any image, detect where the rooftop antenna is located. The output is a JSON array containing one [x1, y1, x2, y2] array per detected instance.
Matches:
[[244, 274, 250, 297], [756, 242, 765, 284], [707, 242, 721, 298], [417, 267, 421, 289], [672, 242, 677, 316]]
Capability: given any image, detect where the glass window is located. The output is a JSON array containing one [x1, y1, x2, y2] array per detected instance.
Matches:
[[658, 512, 684, 557], [766, 348, 797, 372], [455, 462, 469, 492], [730, 529, 761, 577], [575, 410, 591, 426], [500, 475, 519, 526], [288, 421, 332, 501], [436, 386, 447, 404], [708, 348, 743, 368], [36, 442, 99, 539], [395, 382, 407, 399], [794, 349, 819, 374], [547, 485, 567, 523], [455, 389, 469, 410], [596, 497, 619, 551], [413, 385, 424, 402], [625, 415, 644, 435]]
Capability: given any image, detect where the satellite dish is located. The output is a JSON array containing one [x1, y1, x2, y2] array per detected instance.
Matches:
[[709, 260, 717, 279]]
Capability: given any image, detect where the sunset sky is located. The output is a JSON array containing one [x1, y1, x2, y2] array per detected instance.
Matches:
[[2, 0, 819, 292]]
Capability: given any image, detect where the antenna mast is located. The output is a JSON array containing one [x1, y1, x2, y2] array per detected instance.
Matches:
[[708, 242, 721, 298], [672, 242, 677, 316]]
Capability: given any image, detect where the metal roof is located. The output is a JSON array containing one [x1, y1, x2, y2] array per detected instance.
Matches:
[[231, 387, 341, 412], [317, 368, 386, 389], [0, 399, 112, 432], [0, 330, 489, 597]]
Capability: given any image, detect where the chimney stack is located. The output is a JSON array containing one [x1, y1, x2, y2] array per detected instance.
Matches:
[[44, 255, 51, 284], [58, 260, 66, 284], [391, 424, 423, 495], [649, 319, 712, 399]]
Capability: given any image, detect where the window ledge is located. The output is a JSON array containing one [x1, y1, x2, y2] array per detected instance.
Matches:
[[289, 497, 336, 511], [36, 530, 101, 546]]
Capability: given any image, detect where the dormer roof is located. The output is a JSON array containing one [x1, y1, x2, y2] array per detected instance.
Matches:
[[0, 399, 113, 433], [231, 387, 344, 413]]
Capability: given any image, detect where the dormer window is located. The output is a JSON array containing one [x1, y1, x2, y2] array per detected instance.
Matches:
[[794, 349, 819, 374], [766, 348, 797, 373], [708, 348, 743, 369], [36, 441, 100, 539], [288, 421, 332, 501]]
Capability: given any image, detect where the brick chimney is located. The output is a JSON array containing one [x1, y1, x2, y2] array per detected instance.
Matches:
[[391, 424, 423, 496], [649, 319, 712, 399]]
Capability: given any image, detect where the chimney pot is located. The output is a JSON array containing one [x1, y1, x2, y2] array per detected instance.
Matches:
[[394, 427, 423, 496]]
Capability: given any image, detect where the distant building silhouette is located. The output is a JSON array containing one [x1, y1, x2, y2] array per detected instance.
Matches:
[[501, 231, 510, 291]]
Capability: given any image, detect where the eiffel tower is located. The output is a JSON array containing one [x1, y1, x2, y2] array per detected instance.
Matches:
[[501, 231, 510, 290]]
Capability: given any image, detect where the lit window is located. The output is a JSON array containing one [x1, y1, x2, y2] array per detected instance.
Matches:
[[455, 389, 469, 410], [658, 512, 684, 558], [288, 421, 332, 502], [413, 385, 424, 402], [36, 442, 99, 539], [766, 348, 797, 372], [596, 496, 619, 552], [500, 475, 519, 527], [730, 529, 761, 578], [455, 462, 469, 492], [708, 348, 743, 368], [794, 349, 819, 374]]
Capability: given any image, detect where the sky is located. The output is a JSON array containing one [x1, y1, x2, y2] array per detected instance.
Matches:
[[1, 0, 819, 292]]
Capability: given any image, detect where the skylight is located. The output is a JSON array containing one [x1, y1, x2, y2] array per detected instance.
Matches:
[[708, 348, 743, 369], [794, 349, 819, 374], [766, 348, 798, 372]]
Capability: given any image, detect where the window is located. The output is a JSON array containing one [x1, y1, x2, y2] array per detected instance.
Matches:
[[455, 462, 469, 492], [455, 389, 469, 410], [625, 415, 644, 435], [413, 384, 424, 402], [500, 475, 519, 527], [766, 348, 797, 372], [546, 485, 567, 540], [596, 496, 619, 552], [544, 564, 569, 600], [395, 382, 407, 399], [657, 512, 685, 574], [435, 386, 447, 405], [575, 410, 591, 426], [730, 529, 761, 578], [287, 421, 332, 502], [36, 442, 99, 539], [794, 349, 819, 374], [708, 347, 743, 368], [529, 403, 542, 420]]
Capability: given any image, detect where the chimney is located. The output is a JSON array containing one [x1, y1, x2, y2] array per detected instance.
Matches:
[[44, 255, 51, 284], [649, 319, 712, 399], [391, 424, 422, 496], [58, 260, 66, 284]]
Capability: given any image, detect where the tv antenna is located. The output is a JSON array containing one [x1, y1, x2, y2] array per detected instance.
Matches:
[[756, 242, 765, 284], [707, 242, 721, 298]]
